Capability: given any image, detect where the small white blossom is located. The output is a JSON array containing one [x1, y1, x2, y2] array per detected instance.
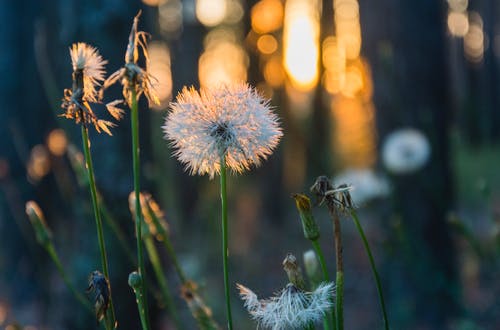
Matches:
[[163, 83, 283, 178], [69, 42, 107, 102], [381, 128, 431, 174], [237, 282, 334, 330]]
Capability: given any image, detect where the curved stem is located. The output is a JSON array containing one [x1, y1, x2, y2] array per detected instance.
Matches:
[[144, 237, 183, 330], [46, 244, 93, 313], [81, 125, 116, 328], [330, 209, 343, 330], [350, 210, 389, 330], [145, 202, 188, 284], [310, 240, 334, 330], [219, 155, 233, 330], [130, 89, 151, 330]]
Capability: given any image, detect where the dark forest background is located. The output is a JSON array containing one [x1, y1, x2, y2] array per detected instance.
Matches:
[[0, 0, 499, 329]]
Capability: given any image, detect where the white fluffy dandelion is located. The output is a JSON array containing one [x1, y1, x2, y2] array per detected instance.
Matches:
[[163, 83, 283, 178], [69, 42, 107, 103], [381, 128, 431, 174], [237, 282, 334, 330]]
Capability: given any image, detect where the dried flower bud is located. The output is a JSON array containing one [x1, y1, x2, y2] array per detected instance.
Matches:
[[181, 281, 221, 330], [283, 253, 306, 290], [128, 192, 169, 240], [25, 201, 52, 247], [87, 270, 111, 322], [292, 193, 320, 241]]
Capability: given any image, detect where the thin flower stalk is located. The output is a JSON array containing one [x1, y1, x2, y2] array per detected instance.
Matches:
[[311, 177, 345, 330], [25, 202, 93, 315], [130, 88, 151, 330], [144, 236, 183, 329], [220, 154, 233, 329], [81, 126, 117, 329], [292, 193, 334, 330], [349, 209, 389, 330], [142, 193, 188, 284], [181, 281, 222, 330]]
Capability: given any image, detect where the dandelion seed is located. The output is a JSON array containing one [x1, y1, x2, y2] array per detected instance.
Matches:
[[163, 83, 283, 178], [381, 128, 431, 174], [101, 11, 159, 108], [61, 42, 115, 135], [237, 282, 334, 330]]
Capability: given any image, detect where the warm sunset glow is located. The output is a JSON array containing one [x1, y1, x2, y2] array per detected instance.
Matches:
[[27, 145, 50, 181], [331, 97, 376, 168], [283, 0, 320, 91], [447, 11, 469, 37], [148, 41, 173, 109], [464, 12, 484, 63], [257, 34, 278, 54], [448, 0, 468, 12], [263, 55, 285, 88], [196, 0, 226, 27], [158, 0, 183, 36], [47, 129, 67, 156], [334, 0, 362, 60], [251, 0, 284, 34], [199, 28, 248, 88]]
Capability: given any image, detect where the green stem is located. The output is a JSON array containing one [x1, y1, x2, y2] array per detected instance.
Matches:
[[331, 210, 343, 330], [101, 201, 136, 265], [219, 154, 233, 330], [144, 237, 183, 330], [350, 210, 389, 330], [145, 202, 188, 284], [130, 88, 151, 330], [46, 244, 93, 313], [81, 126, 116, 328], [311, 240, 335, 330]]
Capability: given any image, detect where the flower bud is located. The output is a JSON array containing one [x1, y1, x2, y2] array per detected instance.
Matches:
[[128, 271, 142, 290], [25, 201, 52, 247], [292, 193, 320, 241], [283, 253, 306, 290]]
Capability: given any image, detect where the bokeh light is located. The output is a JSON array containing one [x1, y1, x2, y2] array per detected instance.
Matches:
[[199, 28, 248, 88], [251, 0, 284, 34], [158, 0, 183, 36], [283, 0, 320, 91], [196, 0, 226, 27], [27, 145, 50, 182], [148, 41, 173, 109], [257, 34, 278, 55], [447, 11, 469, 37], [46, 129, 67, 156], [464, 12, 484, 63]]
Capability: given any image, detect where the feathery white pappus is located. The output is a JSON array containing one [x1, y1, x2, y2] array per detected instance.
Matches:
[[237, 282, 334, 330], [163, 83, 283, 179]]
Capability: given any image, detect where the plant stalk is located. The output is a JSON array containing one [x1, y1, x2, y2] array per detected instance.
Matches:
[[350, 210, 389, 330], [330, 209, 343, 330], [130, 88, 151, 330], [311, 240, 335, 330], [81, 125, 116, 328], [219, 154, 233, 329]]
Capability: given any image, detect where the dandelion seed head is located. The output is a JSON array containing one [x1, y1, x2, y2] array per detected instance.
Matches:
[[70, 43, 107, 102], [163, 83, 283, 179], [237, 282, 334, 330]]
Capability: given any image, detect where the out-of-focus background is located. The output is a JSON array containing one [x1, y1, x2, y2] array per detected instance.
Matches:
[[0, 0, 499, 329]]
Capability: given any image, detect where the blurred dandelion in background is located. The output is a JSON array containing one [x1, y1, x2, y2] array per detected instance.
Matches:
[[382, 128, 431, 175]]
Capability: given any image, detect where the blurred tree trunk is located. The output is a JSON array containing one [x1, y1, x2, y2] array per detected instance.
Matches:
[[361, 0, 460, 328]]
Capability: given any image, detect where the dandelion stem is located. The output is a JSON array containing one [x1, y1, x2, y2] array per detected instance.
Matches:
[[144, 201, 188, 284], [349, 210, 389, 330], [130, 88, 151, 330], [220, 154, 233, 330], [310, 240, 335, 330], [144, 237, 183, 330], [81, 125, 116, 328], [46, 244, 93, 313], [329, 209, 343, 330]]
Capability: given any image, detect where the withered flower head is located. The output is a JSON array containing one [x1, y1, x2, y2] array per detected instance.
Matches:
[[101, 11, 159, 109], [237, 282, 334, 330], [181, 281, 221, 330], [86, 270, 111, 322], [310, 176, 356, 213], [61, 42, 115, 135]]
